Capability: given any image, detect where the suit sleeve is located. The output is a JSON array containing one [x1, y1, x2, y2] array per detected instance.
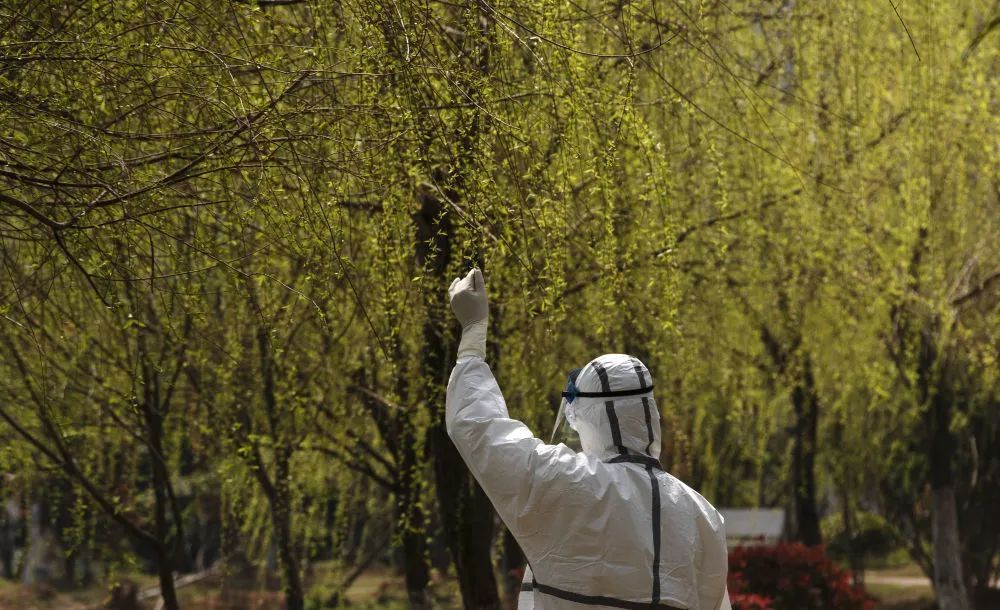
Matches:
[[718, 589, 733, 610], [697, 509, 730, 610], [446, 356, 582, 541]]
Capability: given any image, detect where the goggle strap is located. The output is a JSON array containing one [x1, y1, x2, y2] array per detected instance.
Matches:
[[560, 385, 654, 399]]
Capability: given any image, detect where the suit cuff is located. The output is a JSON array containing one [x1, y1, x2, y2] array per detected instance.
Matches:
[[457, 319, 488, 360]]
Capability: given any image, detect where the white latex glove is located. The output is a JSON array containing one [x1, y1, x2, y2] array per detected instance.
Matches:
[[448, 268, 488, 360]]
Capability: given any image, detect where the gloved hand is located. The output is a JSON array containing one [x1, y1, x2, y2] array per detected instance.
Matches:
[[448, 268, 488, 360]]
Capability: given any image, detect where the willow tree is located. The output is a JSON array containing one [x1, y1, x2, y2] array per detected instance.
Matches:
[[0, 205, 205, 609], [871, 6, 998, 606], [2, 2, 997, 610], [0, 1, 373, 607]]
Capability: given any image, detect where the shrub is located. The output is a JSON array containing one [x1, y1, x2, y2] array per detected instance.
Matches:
[[821, 511, 901, 565], [728, 543, 875, 610], [730, 591, 774, 610]]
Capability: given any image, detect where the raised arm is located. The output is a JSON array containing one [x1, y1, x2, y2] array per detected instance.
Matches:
[[446, 354, 589, 546], [445, 270, 582, 541]]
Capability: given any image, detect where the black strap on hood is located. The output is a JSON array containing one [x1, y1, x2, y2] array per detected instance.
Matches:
[[561, 385, 655, 399], [628, 355, 658, 461], [591, 361, 628, 455]]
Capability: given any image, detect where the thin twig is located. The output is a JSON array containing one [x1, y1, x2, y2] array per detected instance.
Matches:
[[889, 0, 921, 61]]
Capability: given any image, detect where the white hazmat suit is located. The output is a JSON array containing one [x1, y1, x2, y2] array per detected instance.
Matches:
[[446, 269, 731, 610]]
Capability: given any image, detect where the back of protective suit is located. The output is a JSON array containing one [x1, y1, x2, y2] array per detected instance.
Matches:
[[446, 354, 731, 610]]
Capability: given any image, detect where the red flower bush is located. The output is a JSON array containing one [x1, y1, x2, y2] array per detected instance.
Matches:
[[727, 543, 875, 610], [730, 592, 774, 610]]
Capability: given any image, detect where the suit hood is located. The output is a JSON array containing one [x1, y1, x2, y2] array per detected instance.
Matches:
[[569, 353, 661, 462]]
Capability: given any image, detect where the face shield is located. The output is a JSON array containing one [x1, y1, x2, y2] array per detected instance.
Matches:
[[549, 368, 582, 444]]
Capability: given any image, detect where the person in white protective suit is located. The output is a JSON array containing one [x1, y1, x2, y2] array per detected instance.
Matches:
[[446, 269, 732, 610]]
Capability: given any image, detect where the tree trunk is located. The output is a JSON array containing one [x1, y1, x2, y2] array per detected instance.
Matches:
[[402, 519, 431, 609], [928, 385, 971, 610], [931, 486, 971, 610], [839, 484, 863, 586], [500, 528, 525, 610], [272, 487, 305, 610], [398, 424, 430, 609], [964, 408, 1000, 599], [430, 436, 499, 610], [149, 425, 180, 610], [265, 366, 304, 609], [22, 500, 61, 586], [251, 310, 305, 610], [154, 546, 180, 610], [0, 507, 14, 580], [140, 329, 180, 610], [408, 8, 501, 605], [416, 181, 500, 610], [790, 358, 822, 547], [268, 448, 304, 610]]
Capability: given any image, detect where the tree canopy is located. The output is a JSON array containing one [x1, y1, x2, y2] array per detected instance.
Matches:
[[1, 1, 997, 609]]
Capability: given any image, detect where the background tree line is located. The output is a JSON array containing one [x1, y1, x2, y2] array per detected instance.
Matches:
[[0, 1, 997, 609]]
